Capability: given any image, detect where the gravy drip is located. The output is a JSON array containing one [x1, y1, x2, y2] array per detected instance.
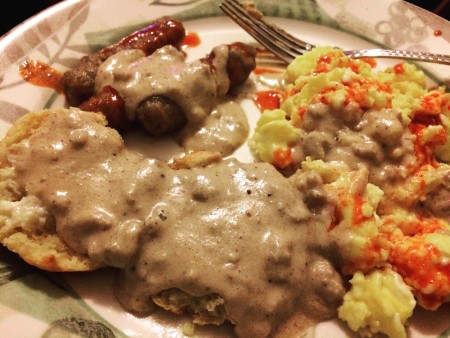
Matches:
[[8, 109, 345, 338], [177, 101, 249, 156], [95, 45, 248, 156]]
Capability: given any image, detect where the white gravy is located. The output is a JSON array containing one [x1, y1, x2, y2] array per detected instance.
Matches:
[[8, 108, 345, 338], [95, 45, 248, 156]]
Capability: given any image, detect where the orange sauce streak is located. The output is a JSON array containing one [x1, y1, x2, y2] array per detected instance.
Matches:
[[273, 147, 293, 169], [360, 57, 377, 68], [296, 106, 307, 119], [254, 90, 281, 112], [252, 66, 283, 75], [394, 63, 405, 74], [421, 92, 444, 115], [390, 239, 450, 309], [181, 31, 201, 48], [19, 59, 64, 93], [409, 113, 446, 167], [314, 52, 335, 74], [318, 54, 333, 64], [351, 194, 367, 225]]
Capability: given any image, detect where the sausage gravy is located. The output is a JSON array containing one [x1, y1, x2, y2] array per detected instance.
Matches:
[[7, 108, 345, 338], [95, 45, 249, 156]]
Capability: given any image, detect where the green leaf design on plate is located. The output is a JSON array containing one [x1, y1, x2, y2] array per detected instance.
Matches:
[[42, 317, 117, 338], [172, 0, 339, 27], [82, 0, 339, 52], [0, 259, 126, 338]]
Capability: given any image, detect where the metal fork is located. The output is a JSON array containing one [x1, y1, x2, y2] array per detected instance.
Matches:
[[219, 0, 450, 65]]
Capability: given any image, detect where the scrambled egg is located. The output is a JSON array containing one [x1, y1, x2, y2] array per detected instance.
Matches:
[[249, 46, 450, 338], [249, 46, 449, 168], [338, 269, 416, 338]]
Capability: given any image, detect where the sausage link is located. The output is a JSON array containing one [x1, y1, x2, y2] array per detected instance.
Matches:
[[78, 86, 132, 130], [226, 42, 256, 89], [63, 16, 186, 106], [202, 42, 256, 91], [134, 43, 256, 136], [76, 42, 256, 135]]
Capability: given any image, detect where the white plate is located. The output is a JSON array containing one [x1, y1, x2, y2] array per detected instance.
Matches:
[[0, 0, 449, 337]]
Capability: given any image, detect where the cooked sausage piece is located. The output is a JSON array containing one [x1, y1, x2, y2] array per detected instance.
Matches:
[[78, 85, 132, 130], [135, 96, 186, 136], [63, 16, 186, 106], [134, 43, 256, 136], [77, 42, 256, 135], [222, 42, 257, 89]]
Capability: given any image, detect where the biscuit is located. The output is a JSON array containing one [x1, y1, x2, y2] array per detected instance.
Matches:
[[0, 109, 104, 272], [0, 108, 227, 324]]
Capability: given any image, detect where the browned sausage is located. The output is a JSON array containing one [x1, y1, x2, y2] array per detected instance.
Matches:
[[134, 43, 256, 136], [135, 96, 186, 136], [78, 85, 132, 130], [63, 16, 186, 106], [77, 42, 256, 135], [201, 42, 256, 91]]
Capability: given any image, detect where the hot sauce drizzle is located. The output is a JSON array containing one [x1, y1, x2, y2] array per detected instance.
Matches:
[[181, 31, 201, 48], [254, 90, 282, 112], [253, 66, 283, 75], [19, 59, 64, 93], [273, 147, 293, 168]]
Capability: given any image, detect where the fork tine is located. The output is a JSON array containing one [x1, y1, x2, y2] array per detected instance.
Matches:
[[221, 0, 450, 66], [220, 0, 296, 63], [220, 0, 315, 62], [229, 0, 314, 52]]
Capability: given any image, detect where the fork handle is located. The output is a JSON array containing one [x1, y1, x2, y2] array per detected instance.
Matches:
[[345, 49, 450, 65]]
